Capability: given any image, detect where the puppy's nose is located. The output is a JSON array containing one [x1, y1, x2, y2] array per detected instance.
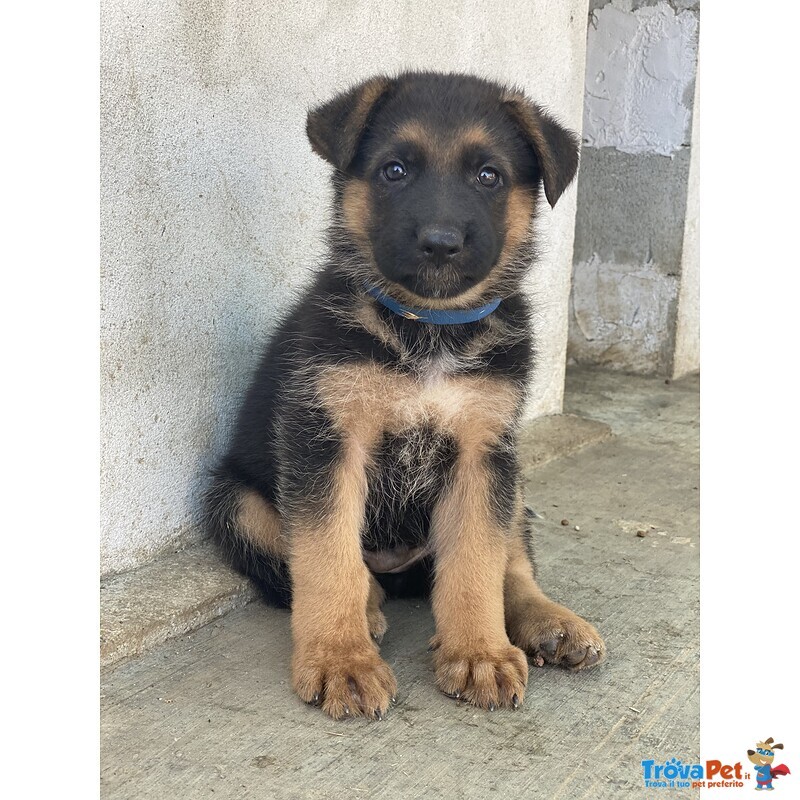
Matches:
[[418, 226, 464, 265]]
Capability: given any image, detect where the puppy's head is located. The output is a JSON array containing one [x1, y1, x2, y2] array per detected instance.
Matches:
[[307, 71, 579, 307]]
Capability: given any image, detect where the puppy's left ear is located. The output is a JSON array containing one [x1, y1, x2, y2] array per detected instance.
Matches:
[[501, 89, 580, 208], [306, 76, 393, 172]]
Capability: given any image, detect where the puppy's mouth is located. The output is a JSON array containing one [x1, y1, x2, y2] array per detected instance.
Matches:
[[400, 263, 479, 300]]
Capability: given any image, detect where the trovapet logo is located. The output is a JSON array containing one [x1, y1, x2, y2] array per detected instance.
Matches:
[[641, 737, 791, 791], [641, 758, 744, 790]]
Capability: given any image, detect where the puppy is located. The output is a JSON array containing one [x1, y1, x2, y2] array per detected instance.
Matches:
[[206, 71, 605, 720]]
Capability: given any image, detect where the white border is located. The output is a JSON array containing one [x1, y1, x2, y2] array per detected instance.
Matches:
[[701, 2, 799, 795], [3, 3, 99, 796]]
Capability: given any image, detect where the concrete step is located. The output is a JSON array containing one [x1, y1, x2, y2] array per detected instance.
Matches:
[[100, 542, 258, 668]]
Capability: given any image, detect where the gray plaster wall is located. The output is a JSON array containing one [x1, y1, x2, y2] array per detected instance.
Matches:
[[100, 0, 590, 576], [569, 0, 699, 374], [672, 70, 699, 377]]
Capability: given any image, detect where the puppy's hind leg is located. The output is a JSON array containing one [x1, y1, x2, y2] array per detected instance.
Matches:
[[504, 492, 606, 671], [205, 475, 292, 606]]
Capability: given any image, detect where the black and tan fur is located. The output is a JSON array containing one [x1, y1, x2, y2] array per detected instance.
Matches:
[[206, 72, 605, 720]]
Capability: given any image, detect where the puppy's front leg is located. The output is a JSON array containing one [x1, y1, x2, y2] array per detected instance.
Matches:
[[289, 440, 396, 720], [430, 447, 528, 710]]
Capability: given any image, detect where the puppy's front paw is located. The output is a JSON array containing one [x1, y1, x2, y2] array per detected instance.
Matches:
[[431, 637, 528, 710], [508, 602, 605, 672], [292, 642, 397, 720]]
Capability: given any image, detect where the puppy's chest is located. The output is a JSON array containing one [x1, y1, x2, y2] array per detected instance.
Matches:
[[315, 353, 521, 464], [317, 356, 520, 559], [388, 353, 468, 423], [332, 356, 506, 424]]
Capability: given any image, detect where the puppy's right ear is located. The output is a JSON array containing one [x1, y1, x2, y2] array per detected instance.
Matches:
[[501, 87, 580, 208], [306, 76, 393, 172]]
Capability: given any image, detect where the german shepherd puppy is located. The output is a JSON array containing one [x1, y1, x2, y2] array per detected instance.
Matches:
[[206, 71, 605, 720]]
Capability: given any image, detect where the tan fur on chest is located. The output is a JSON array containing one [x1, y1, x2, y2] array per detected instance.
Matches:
[[315, 362, 520, 451]]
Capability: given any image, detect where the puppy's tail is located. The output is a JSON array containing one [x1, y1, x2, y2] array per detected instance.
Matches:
[[203, 468, 292, 608]]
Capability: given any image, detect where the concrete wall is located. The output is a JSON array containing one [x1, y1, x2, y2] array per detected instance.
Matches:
[[100, 0, 590, 575], [568, 0, 699, 375], [672, 68, 699, 377]]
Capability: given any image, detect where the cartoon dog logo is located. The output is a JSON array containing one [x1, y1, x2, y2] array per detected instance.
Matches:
[[747, 738, 791, 790]]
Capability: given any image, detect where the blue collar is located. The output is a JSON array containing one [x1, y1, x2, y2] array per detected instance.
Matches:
[[366, 286, 502, 325]]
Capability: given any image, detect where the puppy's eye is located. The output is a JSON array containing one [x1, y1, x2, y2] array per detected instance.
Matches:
[[382, 161, 407, 181], [477, 167, 501, 187]]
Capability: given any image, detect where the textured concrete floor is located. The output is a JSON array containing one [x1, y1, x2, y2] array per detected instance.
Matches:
[[101, 368, 699, 799]]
